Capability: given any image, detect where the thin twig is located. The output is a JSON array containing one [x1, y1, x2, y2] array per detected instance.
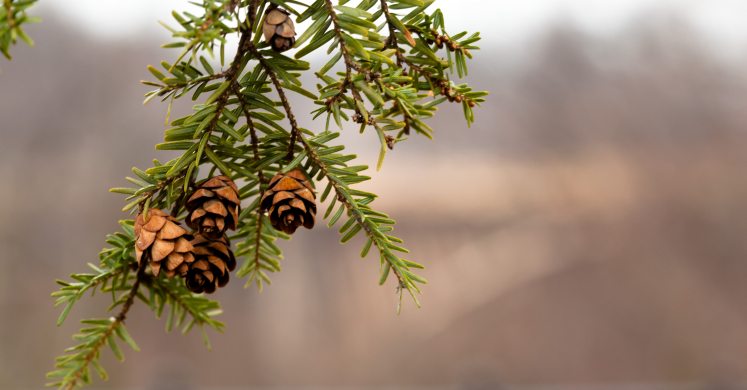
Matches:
[[63, 260, 148, 390], [379, 0, 404, 69], [141, 2, 262, 208], [323, 0, 367, 108], [298, 134, 405, 285], [246, 43, 301, 162], [4, 0, 15, 31], [144, 276, 209, 326], [231, 80, 267, 277]]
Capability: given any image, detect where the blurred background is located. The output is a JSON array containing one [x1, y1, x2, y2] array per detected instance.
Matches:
[[2, 0, 747, 389]]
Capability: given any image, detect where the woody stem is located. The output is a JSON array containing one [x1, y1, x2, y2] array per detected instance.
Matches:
[[246, 43, 301, 163]]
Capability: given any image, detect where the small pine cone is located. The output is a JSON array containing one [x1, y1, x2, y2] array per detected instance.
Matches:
[[263, 6, 296, 53], [260, 168, 316, 235], [185, 176, 241, 240], [185, 234, 236, 294], [134, 209, 195, 278]]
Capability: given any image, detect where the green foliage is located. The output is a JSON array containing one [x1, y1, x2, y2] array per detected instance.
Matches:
[[0, 0, 38, 68], [47, 0, 487, 388], [49, 220, 224, 389], [46, 318, 138, 389]]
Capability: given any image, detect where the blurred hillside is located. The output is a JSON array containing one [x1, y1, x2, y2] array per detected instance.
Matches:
[[1, 10, 747, 390]]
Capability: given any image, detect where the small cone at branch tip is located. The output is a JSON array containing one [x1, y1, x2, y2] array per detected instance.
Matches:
[[263, 6, 296, 53], [185, 234, 236, 294], [185, 176, 241, 240], [134, 209, 193, 279], [261, 168, 317, 235]]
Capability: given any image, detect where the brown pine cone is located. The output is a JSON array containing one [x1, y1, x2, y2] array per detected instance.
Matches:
[[185, 234, 236, 294], [262, 6, 296, 53], [134, 209, 195, 278], [260, 168, 316, 235], [185, 176, 241, 240]]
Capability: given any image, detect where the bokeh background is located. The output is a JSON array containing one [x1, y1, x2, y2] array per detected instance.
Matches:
[[2, 0, 747, 389]]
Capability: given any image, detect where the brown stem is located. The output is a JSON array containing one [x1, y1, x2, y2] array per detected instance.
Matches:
[[298, 134, 404, 285], [65, 6, 265, 389], [231, 80, 267, 271], [143, 2, 262, 209], [230, 82, 262, 167], [377, 2, 455, 95], [230, 75, 267, 278], [379, 0, 404, 69], [251, 210, 264, 278], [323, 0, 366, 108], [246, 44, 301, 162], [4, 0, 15, 31], [63, 261, 148, 390], [246, 0, 260, 33]]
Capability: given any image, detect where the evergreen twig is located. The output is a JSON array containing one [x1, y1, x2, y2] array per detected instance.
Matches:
[[45, 0, 489, 387]]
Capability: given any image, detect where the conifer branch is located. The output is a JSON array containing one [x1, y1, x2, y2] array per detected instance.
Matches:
[[142, 274, 224, 334], [0, 0, 38, 65], [378, 0, 467, 110], [379, 0, 403, 68], [47, 0, 488, 386], [4, 0, 14, 30], [299, 134, 405, 286], [246, 43, 301, 161], [230, 74, 267, 291], [322, 0, 367, 111], [59, 260, 146, 390], [136, 4, 262, 209]]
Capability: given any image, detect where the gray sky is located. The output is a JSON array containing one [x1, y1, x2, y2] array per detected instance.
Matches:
[[39, 0, 747, 58]]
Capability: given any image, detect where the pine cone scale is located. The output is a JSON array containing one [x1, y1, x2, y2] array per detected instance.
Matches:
[[185, 234, 236, 294], [156, 220, 187, 240], [213, 186, 240, 205], [274, 176, 303, 191], [294, 188, 315, 203], [173, 237, 193, 253], [186, 176, 241, 240], [134, 209, 192, 278], [136, 230, 156, 251], [151, 239, 174, 262], [261, 168, 316, 235], [141, 215, 167, 231]]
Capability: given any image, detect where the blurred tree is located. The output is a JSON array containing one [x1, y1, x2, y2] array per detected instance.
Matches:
[[1, 0, 487, 388], [0, 0, 38, 71]]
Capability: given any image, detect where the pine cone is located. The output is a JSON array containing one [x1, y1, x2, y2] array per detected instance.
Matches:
[[185, 234, 236, 294], [185, 176, 241, 240], [260, 168, 316, 235], [263, 6, 296, 53], [134, 209, 195, 278]]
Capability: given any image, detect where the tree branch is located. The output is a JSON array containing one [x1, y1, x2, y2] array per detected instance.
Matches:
[[230, 79, 266, 280], [246, 40, 403, 284], [298, 134, 405, 285], [323, 0, 368, 110], [63, 260, 148, 390], [246, 43, 301, 162], [378, 1, 465, 106], [138, 2, 263, 208], [4, 0, 15, 31]]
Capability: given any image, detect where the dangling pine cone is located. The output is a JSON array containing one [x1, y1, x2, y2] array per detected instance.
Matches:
[[185, 176, 241, 240], [185, 234, 236, 294], [134, 209, 195, 278], [263, 6, 296, 53], [260, 168, 316, 235]]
